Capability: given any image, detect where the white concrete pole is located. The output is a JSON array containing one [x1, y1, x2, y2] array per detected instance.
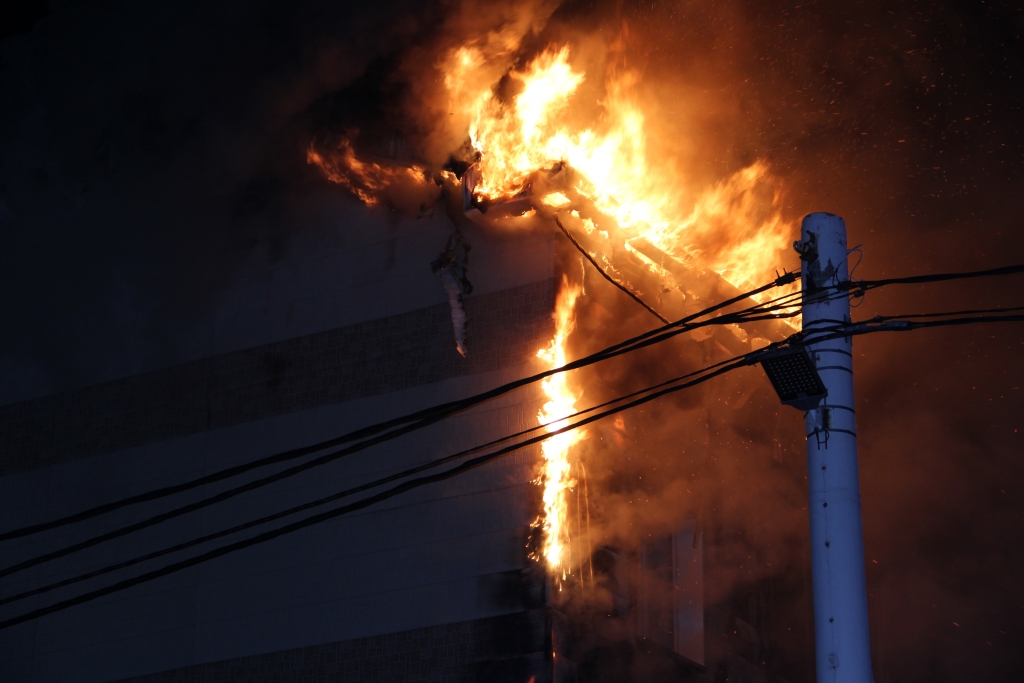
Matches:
[[796, 213, 874, 683]]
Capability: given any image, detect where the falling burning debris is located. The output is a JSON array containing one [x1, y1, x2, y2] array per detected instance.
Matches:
[[308, 36, 801, 575], [430, 232, 473, 357], [533, 276, 584, 578]]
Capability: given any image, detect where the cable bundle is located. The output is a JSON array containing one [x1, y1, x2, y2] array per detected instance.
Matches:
[[1, 262, 1023, 630]]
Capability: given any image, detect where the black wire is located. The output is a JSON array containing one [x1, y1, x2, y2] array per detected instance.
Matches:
[[769, 313, 1024, 354], [4, 310, 1024, 628], [5, 260, 1021, 548], [860, 304, 1024, 321], [11, 327, 786, 604], [0, 357, 751, 632], [5, 260, 1020, 578], [905, 314, 1024, 329], [0, 293, 835, 584], [0, 272, 800, 545], [847, 263, 1024, 292], [0, 293, 812, 596], [0, 337, 748, 607], [554, 215, 670, 323], [6, 309, 1024, 629], [802, 313, 1024, 344], [0, 411, 450, 578], [0, 305, 801, 578], [0, 305, 790, 580], [1, 266, 1004, 577]]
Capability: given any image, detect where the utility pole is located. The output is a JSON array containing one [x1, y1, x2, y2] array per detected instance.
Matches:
[[795, 212, 874, 682]]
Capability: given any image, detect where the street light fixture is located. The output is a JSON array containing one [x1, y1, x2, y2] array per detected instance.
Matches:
[[759, 347, 828, 411]]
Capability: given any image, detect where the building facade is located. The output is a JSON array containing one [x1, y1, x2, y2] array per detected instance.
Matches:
[[0, 202, 561, 682], [0, 194, 804, 682]]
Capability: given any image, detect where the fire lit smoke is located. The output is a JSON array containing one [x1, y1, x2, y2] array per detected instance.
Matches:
[[442, 43, 796, 299], [307, 22, 801, 576]]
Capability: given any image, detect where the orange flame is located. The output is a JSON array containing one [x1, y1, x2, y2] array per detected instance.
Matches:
[[534, 276, 584, 575], [442, 44, 799, 573], [306, 135, 433, 208], [444, 45, 795, 299], [308, 40, 801, 577]]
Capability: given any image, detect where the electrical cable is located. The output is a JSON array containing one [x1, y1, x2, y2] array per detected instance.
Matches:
[[5, 260, 1021, 549], [0, 356, 751, 631], [0, 307, 802, 577], [854, 304, 1024, 321], [3, 261, 1021, 580], [4, 308, 1022, 628], [0, 265, 1005, 576], [798, 313, 1024, 345], [554, 215, 670, 323], [0, 300, 782, 580], [0, 272, 801, 545], [0, 336, 745, 607], [843, 263, 1024, 292], [757, 311, 1024, 358]]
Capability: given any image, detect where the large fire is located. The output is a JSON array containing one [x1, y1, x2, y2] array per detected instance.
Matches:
[[440, 44, 795, 575], [534, 276, 583, 576], [443, 44, 794, 296], [310, 38, 798, 576]]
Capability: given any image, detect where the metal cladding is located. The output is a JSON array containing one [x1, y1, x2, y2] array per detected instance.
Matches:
[[798, 212, 874, 683]]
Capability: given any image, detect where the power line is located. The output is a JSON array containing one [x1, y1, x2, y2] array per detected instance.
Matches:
[[845, 263, 1024, 292], [800, 312, 1024, 344], [0, 336, 744, 607], [0, 357, 749, 631], [3, 309, 1022, 629], [554, 215, 670, 323], [0, 272, 801, 545], [3, 259, 1020, 575], [0, 298, 778, 579], [0, 291, 801, 577], [851, 304, 1024, 322], [2, 260, 1021, 580]]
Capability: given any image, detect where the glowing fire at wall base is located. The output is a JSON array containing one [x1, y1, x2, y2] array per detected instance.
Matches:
[[533, 277, 584, 579]]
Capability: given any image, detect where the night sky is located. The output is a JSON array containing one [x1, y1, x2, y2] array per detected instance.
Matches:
[[2, 2, 1023, 681]]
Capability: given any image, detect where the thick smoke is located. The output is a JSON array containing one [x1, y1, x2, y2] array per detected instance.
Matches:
[[2, 2, 1022, 681], [554, 3, 1024, 681]]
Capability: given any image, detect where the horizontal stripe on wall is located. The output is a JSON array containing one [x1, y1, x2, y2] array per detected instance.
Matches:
[[0, 279, 555, 476], [109, 608, 549, 683]]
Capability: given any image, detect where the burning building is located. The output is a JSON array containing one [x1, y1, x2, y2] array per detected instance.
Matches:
[[297, 34, 812, 680], [1, 8, 817, 683]]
